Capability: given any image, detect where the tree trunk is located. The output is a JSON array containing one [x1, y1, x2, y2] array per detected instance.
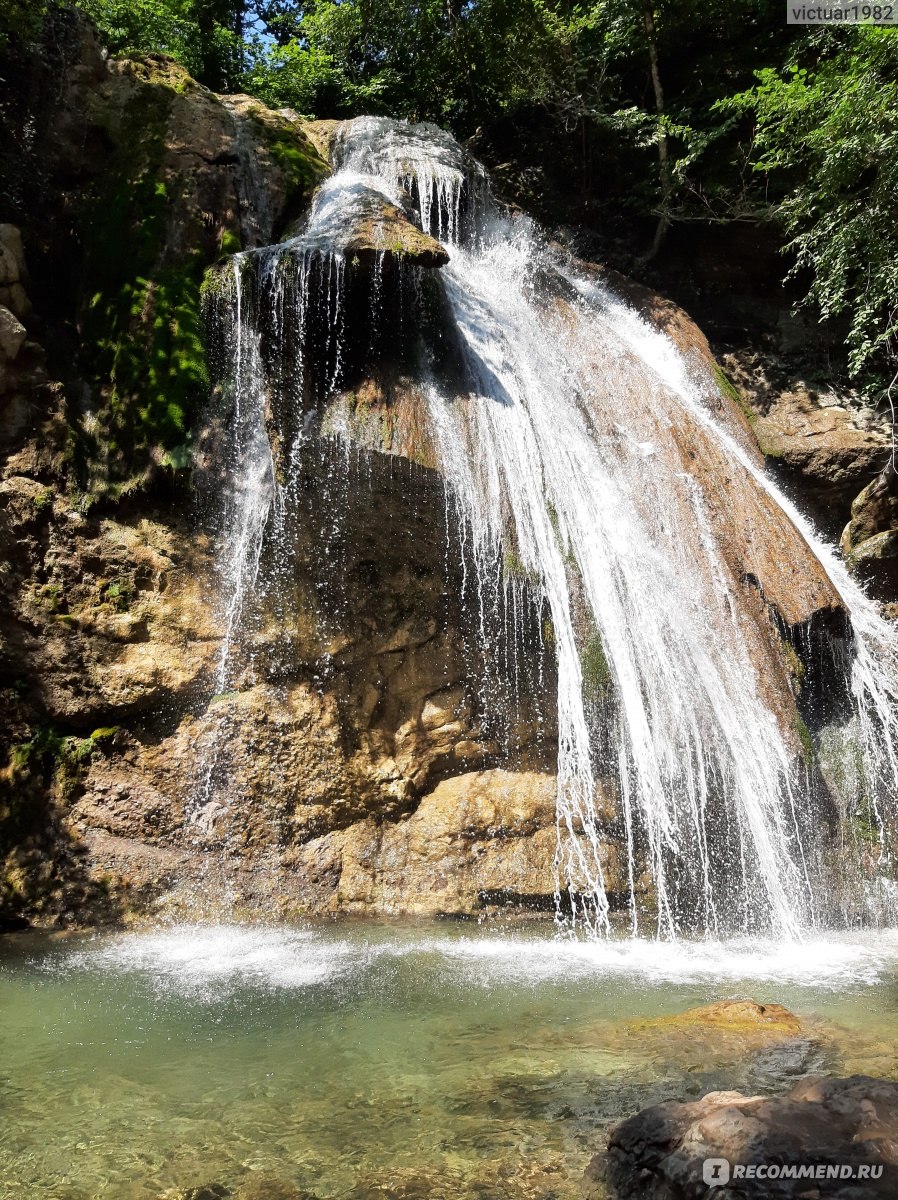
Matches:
[[641, 0, 671, 262]]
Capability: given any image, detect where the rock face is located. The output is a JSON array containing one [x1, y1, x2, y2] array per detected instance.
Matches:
[[0, 15, 561, 926], [318, 769, 573, 916], [2, 14, 329, 499], [596, 1075, 898, 1200], [718, 350, 892, 531], [0, 15, 871, 928]]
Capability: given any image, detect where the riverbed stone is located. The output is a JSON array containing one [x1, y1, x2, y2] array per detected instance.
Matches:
[[634, 999, 802, 1036], [595, 1074, 898, 1200]]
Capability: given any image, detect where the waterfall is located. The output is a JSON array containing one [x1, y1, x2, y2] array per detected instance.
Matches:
[[201, 116, 898, 938]]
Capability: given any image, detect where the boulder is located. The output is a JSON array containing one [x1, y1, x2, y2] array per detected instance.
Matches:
[[0, 243, 19, 287], [0, 226, 27, 282], [632, 999, 802, 1037], [297, 182, 450, 268], [0, 306, 26, 361], [341, 191, 450, 268], [325, 769, 568, 915], [841, 463, 898, 555], [595, 1074, 898, 1199], [0, 282, 30, 320], [840, 464, 898, 596], [847, 529, 898, 564]]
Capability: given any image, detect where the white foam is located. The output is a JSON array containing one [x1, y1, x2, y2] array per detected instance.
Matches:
[[50, 925, 898, 998], [416, 930, 898, 990], [56, 925, 362, 998]]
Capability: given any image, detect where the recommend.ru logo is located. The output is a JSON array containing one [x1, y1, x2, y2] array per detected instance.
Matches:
[[703, 1158, 885, 1187]]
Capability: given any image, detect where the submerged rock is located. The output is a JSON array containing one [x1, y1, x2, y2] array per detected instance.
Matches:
[[236, 1178, 319, 1200], [633, 999, 802, 1036], [595, 1074, 898, 1199], [162, 1186, 230, 1200]]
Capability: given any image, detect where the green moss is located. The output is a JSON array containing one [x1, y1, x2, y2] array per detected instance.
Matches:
[[795, 714, 814, 764], [75, 81, 208, 496], [713, 363, 742, 406], [714, 362, 760, 432], [782, 640, 806, 692], [102, 575, 136, 612], [37, 582, 64, 613], [160, 442, 191, 470], [33, 487, 54, 513], [503, 547, 540, 585], [581, 628, 613, 701], [6, 724, 113, 808], [89, 727, 121, 743], [261, 121, 329, 194], [218, 228, 242, 256], [713, 363, 786, 460], [200, 263, 233, 303], [851, 806, 884, 848]]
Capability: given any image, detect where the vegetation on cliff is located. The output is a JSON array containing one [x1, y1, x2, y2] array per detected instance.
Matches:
[[21, 0, 888, 400], [5, 3, 898, 410]]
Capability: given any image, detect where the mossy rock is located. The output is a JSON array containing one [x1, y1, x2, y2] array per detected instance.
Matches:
[[69, 66, 329, 500], [631, 999, 802, 1036]]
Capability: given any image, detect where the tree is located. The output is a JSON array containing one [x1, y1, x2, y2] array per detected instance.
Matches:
[[725, 28, 898, 390], [73, 0, 246, 88]]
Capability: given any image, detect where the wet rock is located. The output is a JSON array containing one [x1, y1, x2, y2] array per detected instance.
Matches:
[[0, 225, 27, 284], [563, 265, 845, 648], [596, 1074, 898, 1200], [162, 1186, 230, 1200], [841, 463, 898, 554], [8, 443, 556, 924], [327, 769, 580, 916], [595, 999, 821, 1090], [717, 350, 890, 527], [299, 117, 340, 164], [236, 1178, 318, 1200], [840, 465, 898, 597], [848, 529, 898, 563], [293, 183, 450, 268], [0, 306, 26, 362], [0, 20, 874, 929], [341, 191, 449, 268]]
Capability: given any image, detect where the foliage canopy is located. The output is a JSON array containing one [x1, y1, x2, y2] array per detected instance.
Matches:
[[7, 0, 898, 392]]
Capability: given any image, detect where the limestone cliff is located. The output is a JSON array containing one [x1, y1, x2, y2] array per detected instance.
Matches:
[[0, 15, 884, 930]]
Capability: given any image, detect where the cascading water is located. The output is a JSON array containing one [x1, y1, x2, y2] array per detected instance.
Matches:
[[200, 115, 898, 938]]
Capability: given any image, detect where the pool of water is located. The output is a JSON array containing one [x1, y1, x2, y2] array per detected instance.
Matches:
[[3, 921, 898, 1199]]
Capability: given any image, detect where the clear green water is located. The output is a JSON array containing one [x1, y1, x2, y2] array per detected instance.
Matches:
[[3, 922, 898, 1200]]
